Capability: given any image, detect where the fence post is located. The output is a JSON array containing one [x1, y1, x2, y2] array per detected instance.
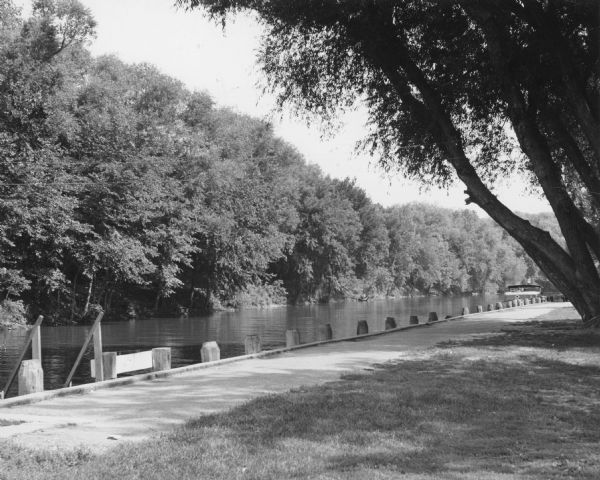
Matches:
[[1, 315, 44, 399], [18, 359, 43, 395], [317, 324, 333, 341], [152, 347, 171, 371], [31, 324, 42, 361], [285, 329, 300, 347], [201, 341, 220, 362], [93, 322, 104, 382], [244, 335, 262, 354], [356, 320, 369, 335], [102, 352, 117, 380], [63, 312, 103, 388]]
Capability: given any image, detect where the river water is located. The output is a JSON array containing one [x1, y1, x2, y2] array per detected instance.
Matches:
[[0, 294, 503, 398]]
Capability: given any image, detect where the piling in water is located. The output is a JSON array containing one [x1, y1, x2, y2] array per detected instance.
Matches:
[[317, 324, 333, 341], [201, 341, 220, 362], [286, 329, 300, 347], [356, 320, 369, 335], [102, 352, 117, 380], [152, 347, 171, 371], [18, 359, 43, 396], [244, 335, 262, 354]]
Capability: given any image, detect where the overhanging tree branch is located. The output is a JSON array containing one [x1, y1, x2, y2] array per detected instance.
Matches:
[[344, 13, 589, 312]]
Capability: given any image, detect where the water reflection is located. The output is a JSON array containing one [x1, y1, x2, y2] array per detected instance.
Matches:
[[0, 294, 501, 397]]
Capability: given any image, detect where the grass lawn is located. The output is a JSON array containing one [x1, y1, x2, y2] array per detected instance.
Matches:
[[1, 320, 600, 479]]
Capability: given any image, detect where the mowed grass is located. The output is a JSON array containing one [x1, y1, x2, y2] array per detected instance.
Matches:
[[2, 320, 600, 480]]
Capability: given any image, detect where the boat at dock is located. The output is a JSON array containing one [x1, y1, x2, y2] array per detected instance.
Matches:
[[504, 284, 542, 298]]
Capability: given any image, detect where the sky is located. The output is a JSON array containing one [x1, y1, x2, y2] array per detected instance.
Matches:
[[15, 0, 551, 214]]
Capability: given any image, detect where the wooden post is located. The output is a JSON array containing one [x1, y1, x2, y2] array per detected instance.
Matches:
[[31, 324, 41, 361], [244, 335, 262, 354], [385, 317, 397, 330], [152, 347, 171, 371], [495, 302, 503, 310], [409, 315, 419, 325], [63, 312, 103, 389], [93, 321, 104, 382], [356, 320, 369, 335], [317, 324, 333, 341], [461, 307, 470, 315], [102, 352, 117, 380], [487, 304, 493, 311], [18, 359, 43, 395], [1, 315, 44, 399], [476, 305, 483, 313], [285, 329, 300, 347], [201, 341, 220, 362], [428, 312, 438, 323]]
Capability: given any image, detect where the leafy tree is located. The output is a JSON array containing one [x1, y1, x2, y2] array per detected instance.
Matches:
[[277, 177, 361, 302], [181, 0, 600, 325]]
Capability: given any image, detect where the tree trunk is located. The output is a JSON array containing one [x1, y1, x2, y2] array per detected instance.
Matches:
[[354, 11, 600, 325], [82, 273, 93, 317], [466, 6, 600, 324], [154, 290, 162, 312], [70, 269, 80, 322]]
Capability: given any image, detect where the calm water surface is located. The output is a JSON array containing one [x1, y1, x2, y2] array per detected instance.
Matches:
[[0, 294, 502, 398]]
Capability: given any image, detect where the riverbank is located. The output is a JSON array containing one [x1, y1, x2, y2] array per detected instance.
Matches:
[[1, 303, 598, 479]]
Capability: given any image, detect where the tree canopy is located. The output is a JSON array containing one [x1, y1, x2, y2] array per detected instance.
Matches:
[[0, 0, 566, 325], [180, 0, 600, 326]]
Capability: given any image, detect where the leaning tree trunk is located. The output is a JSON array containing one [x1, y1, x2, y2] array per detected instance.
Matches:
[[353, 11, 600, 326]]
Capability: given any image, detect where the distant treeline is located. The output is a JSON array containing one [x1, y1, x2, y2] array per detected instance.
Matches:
[[0, 2, 559, 325]]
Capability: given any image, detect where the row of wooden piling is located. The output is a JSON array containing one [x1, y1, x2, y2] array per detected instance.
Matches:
[[4, 295, 552, 400]]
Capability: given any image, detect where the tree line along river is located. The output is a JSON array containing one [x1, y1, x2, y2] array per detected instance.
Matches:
[[0, 294, 504, 398]]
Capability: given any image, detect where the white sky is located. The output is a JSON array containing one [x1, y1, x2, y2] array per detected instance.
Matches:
[[15, 0, 551, 213]]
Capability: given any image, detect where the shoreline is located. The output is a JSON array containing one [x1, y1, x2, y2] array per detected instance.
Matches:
[[0, 302, 577, 452]]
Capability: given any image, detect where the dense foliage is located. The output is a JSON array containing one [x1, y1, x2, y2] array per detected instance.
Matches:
[[179, 0, 600, 326], [0, 1, 555, 324]]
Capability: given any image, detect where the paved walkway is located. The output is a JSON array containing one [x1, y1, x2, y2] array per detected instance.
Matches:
[[0, 303, 579, 452]]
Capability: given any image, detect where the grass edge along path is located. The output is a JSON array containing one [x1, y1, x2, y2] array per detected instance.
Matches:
[[1, 319, 600, 480]]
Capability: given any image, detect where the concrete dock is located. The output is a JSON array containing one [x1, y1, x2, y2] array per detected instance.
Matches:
[[0, 303, 579, 452]]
